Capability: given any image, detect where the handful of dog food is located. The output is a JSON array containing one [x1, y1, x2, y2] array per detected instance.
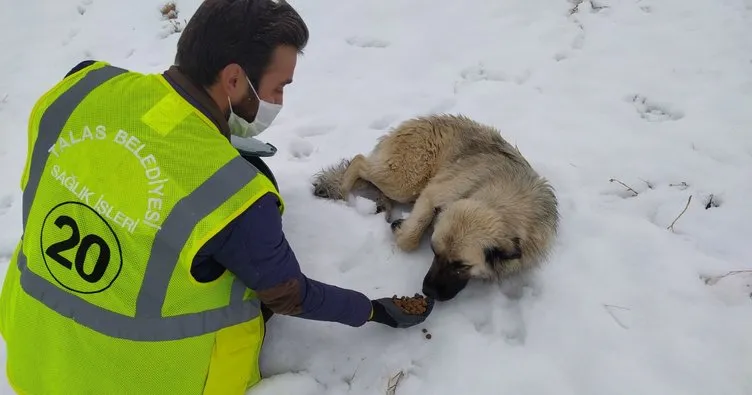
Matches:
[[391, 293, 429, 315]]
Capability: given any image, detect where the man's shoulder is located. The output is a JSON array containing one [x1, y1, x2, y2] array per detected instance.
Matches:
[[64, 60, 99, 79]]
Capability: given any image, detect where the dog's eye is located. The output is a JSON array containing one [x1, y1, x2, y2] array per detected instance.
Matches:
[[449, 261, 468, 272]]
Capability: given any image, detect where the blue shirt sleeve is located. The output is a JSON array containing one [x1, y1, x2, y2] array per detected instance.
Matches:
[[201, 193, 373, 327]]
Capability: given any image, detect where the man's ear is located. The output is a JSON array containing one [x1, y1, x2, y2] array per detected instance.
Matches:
[[219, 63, 246, 100], [483, 237, 522, 268]]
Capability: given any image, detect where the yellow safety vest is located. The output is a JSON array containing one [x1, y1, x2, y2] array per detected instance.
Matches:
[[0, 61, 284, 395]]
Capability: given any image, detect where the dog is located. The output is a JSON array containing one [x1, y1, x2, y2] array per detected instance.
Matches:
[[311, 114, 559, 301]]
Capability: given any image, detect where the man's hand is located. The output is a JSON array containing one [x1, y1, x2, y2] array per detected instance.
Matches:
[[368, 296, 434, 328]]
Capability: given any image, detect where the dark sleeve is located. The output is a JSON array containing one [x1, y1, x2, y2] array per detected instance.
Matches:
[[65, 60, 97, 79], [204, 193, 373, 327]]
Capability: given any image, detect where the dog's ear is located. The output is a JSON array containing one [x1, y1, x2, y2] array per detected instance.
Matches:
[[483, 237, 522, 268]]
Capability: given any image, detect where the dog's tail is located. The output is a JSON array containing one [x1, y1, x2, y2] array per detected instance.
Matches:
[[311, 157, 355, 201], [311, 157, 382, 201], [311, 157, 396, 222]]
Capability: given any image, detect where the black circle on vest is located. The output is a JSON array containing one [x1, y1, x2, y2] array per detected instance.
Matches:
[[40, 201, 124, 294]]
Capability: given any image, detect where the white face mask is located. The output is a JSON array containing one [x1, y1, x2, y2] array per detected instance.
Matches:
[[227, 76, 282, 137]]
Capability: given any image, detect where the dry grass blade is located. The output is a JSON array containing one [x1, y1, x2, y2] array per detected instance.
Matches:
[[608, 178, 639, 196], [386, 371, 405, 395], [667, 195, 692, 232], [603, 304, 630, 330]]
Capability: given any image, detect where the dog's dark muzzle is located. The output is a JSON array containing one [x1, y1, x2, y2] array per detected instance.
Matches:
[[422, 257, 469, 301]]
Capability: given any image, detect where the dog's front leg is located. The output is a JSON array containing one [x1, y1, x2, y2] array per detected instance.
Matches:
[[390, 190, 437, 252]]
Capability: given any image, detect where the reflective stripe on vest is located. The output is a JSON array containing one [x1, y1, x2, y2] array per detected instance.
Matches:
[[16, 64, 261, 342]]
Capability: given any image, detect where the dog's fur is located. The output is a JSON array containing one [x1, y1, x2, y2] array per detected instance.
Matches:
[[311, 114, 559, 301]]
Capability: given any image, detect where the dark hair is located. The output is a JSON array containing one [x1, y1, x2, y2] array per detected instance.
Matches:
[[175, 0, 309, 89]]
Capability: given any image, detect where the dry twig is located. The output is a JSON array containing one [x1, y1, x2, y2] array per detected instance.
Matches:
[[667, 195, 692, 232], [669, 182, 689, 190], [345, 357, 366, 386], [609, 178, 639, 196], [568, 0, 584, 15], [702, 270, 752, 286], [705, 194, 718, 210], [386, 371, 405, 395], [603, 304, 630, 330], [639, 178, 654, 189]]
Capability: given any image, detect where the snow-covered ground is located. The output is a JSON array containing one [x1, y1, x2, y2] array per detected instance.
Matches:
[[2, 0, 752, 393]]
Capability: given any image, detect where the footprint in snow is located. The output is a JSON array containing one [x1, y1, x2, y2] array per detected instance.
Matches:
[[469, 295, 528, 345], [701, 271, 752, 306], [62, 28, 80, 46], [460, 63, 508, 83], [553, 51, 570, 62], [77, 0, 93, 15], [628, 94, 684, 122], [369, 114, 398, 130], [345, 36, 390, 48], [428, 98, 456, 113], [159, 20, 184, 39], [294, 123, 335, 137], [514, 69, 533, 85], [571, 31, 585, 50], [0, 195, 13, 216], [289, 138, 314, 160]]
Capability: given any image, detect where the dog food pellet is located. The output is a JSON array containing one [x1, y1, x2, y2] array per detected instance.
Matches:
[[392, 293, 429, 315], [425, 333, 432, 340], [421, 328, 428, 333]]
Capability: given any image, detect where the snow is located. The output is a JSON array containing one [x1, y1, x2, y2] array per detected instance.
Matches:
[[1, 0, 752, 393]]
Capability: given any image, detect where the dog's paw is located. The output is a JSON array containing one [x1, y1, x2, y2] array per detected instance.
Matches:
[[395, 232, 421, 252], [393, 223, 421, 252]]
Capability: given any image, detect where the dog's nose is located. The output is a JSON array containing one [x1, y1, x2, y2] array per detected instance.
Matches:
[[422, 284, 438, 299]]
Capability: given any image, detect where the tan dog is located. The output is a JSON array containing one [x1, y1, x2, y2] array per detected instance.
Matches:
[[311, 114, 559, 301]]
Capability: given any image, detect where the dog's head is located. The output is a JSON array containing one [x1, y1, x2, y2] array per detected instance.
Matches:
[[423, 200, 523, 301]]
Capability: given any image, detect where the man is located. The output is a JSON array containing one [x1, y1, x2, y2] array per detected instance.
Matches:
[[0, 0, 433, 394]]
